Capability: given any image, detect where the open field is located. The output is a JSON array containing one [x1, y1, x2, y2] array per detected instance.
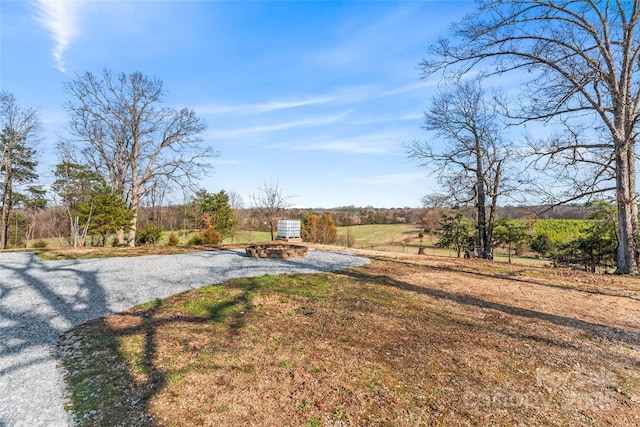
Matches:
[[223, 230, 273, 244], [228, 224, 426, 248], [335, 224, 551, 265], [57, 249, 640, 426], [338, 224, 424, 246]]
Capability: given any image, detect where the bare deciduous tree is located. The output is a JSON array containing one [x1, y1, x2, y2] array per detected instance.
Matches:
[[250, 178, 293, 240], [228, 191, 244, 211], [422, 0, 640, 274], [0, 92, 40, 249], [64, 69, 215, 246], [407, 79, 511, 258], [521, 121, 616, 210]]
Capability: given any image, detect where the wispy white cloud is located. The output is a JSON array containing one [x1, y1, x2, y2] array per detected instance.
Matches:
[[399, 113, 424, 121], [198, 80, 430, 118], [293, 141, 385, 154], [347, 112, 424, 127], [324, 81, 433, 107], [208, 111, 351, 139], [196, 96, 337, 116], [376, 81, 434, 99], [269, 132, 405, 154], [33, 0, 83, 73]]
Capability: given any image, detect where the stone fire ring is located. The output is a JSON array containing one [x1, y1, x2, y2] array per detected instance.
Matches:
[[245, 243, 308, 259]]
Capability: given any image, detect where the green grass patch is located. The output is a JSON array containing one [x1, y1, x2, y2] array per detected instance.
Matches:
[[232, 273, 335, 300], [222, 230, 273, 244], [134, 298, 163, 311], [337, 224, 424, 247], [176, 297, 240, 319]]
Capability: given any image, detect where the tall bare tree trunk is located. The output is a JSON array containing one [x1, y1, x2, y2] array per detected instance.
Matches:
[[485, 159, 502, 257], [475, 136, 487, 256], [115, 229, 124, 246], [615, 138, 639, 274], [1, 179, 11, 249], [127, 184, 139, 247], [128, 210, 138, 247]]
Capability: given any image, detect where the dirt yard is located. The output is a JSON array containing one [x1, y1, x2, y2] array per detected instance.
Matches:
[[58, 249, 640, 426]]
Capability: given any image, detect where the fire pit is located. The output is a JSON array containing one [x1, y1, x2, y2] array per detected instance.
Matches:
[[245, 244, 308, 259]]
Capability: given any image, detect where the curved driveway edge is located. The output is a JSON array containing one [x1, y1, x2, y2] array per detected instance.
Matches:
[[0, 249, 370, 426]]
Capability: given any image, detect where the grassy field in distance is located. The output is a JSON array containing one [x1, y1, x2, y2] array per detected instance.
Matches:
[[337, 224, 424, 246], [25, 223, 550, 266], [336, 224, 549, 265], [223, 230, 272, 245]]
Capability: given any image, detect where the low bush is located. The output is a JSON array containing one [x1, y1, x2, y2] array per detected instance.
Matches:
[[167, 231, 180, 247], [186, 226, 221, 246], [202, 225, 221, 245], [31, 239, 48, 248], [186, 234, 204, 246], [138, 224, 164, 246]]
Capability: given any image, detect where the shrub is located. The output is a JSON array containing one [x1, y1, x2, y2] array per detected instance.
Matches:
[[201, 225, 221, 245], [186, 234, 204, 246], [31, 239, 48, 248], [302, 213, 337, 244], [167, 231, 180, 247], [186, 225, 221, 246], [138, 224, 164, 246], [531, 232, 555, 257]]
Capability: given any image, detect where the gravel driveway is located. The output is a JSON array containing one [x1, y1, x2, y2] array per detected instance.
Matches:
[[0, 249, 370, 427]]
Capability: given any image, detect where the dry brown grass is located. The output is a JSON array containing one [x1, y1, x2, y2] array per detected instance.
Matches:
[[58, 250, 640, 426], [35, 245, 217, 260]]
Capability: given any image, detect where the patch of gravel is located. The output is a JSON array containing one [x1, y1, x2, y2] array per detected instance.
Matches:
[[0, 249, 370, 427]]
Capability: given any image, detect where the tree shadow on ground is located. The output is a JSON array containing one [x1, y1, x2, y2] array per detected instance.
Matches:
[[0, 253, 108, 425], [0, 248, 367, 425], [375, 256, 640, 302], [336, 268, 640, 349], [58, 281, 256, 425]]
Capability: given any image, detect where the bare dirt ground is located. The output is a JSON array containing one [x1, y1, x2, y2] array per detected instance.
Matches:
[[59, 248, 640, 426]]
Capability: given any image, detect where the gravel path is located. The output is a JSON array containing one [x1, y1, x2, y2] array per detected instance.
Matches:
[[0, 249, 370, 427]]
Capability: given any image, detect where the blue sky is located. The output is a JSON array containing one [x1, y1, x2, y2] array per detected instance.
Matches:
[[1, 0, 477, 208]]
